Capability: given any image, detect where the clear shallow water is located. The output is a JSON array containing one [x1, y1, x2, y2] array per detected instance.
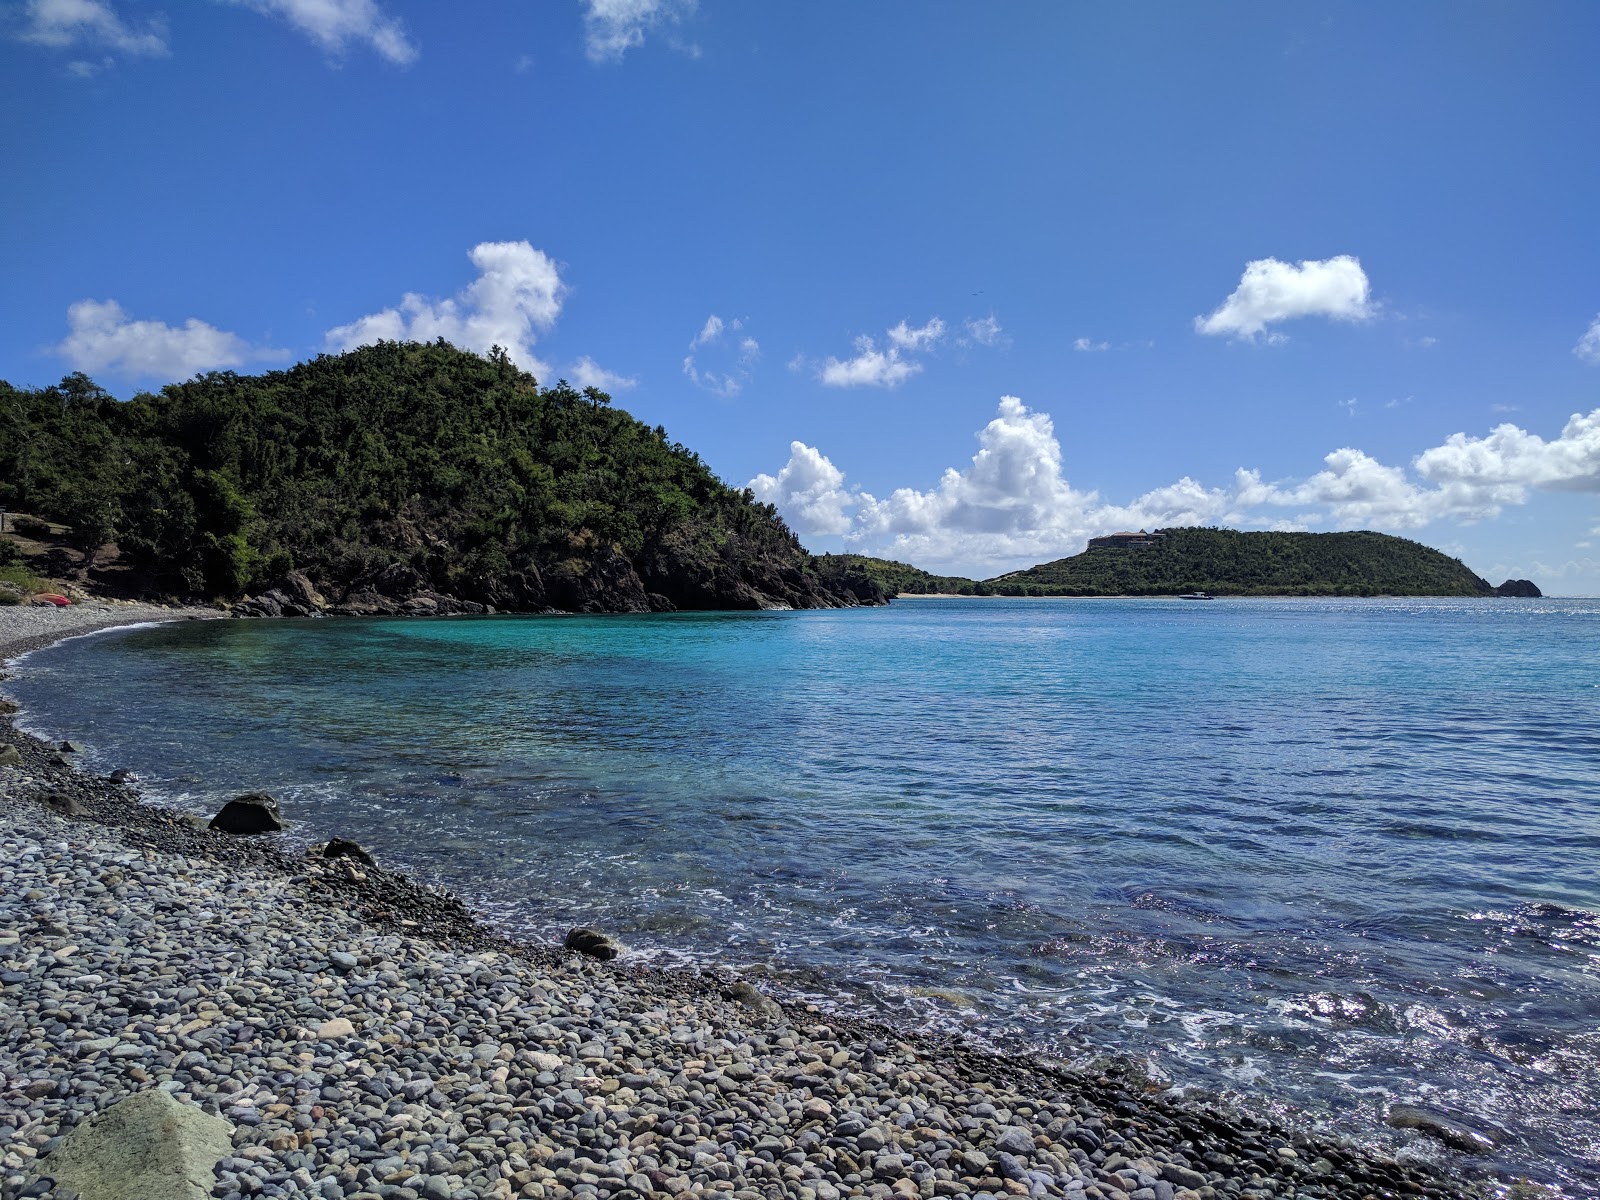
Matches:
[[10, 598, 1600, 1192]]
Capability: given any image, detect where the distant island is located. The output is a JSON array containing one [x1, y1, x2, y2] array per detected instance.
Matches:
[[1, 347, 1538, 612], [822, 527, 1540, 599]]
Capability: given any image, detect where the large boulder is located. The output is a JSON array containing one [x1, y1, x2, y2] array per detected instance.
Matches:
[[34, 1087, 235, 1200], [564, 926, 623, 960], [208, 792, 284, 834], [0, 745, 22, 767]]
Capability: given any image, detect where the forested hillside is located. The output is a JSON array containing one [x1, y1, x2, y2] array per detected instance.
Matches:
[[986, 527, 1534, 597], [0, 342, 882, 613], [814, 554, 982, 597]]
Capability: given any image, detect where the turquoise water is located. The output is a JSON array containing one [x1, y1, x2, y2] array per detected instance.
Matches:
[[10, 598, 1600, 1191]]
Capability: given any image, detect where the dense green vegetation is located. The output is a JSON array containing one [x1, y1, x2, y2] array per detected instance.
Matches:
[[815, 554, 983, 596], [986, 527, 1504, 597], [0, 341, 873, 612]]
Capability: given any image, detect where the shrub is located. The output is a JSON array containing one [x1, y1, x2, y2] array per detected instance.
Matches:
[[12, 516, 50, 538]]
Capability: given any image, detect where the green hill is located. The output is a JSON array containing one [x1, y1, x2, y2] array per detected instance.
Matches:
[[0, 342, 883, 613], [813, 554, 982, 598], [985, 527, 1533, 597]]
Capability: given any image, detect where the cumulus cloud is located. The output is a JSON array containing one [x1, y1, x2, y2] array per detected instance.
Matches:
[[750, 395, 1600, 576], [1576, 314, 1600, 365], [56, 299, 286, 380], [15, 0, 168, 58], [226, 0, 416, 63], [582, 0, 695, 63], [1195, 255, 1373, 341], [568, 355, 635, 392], [682, 313, 759, 396], [325, 240, 566, 379], [749, 442, 855, 535], [813, 317, 945, 389]]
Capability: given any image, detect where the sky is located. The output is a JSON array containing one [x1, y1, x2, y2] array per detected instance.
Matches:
[[3, 1, 1600, 591]]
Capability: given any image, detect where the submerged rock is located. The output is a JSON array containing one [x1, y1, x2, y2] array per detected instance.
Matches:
[[564, 926, 622, 960], [35, 1086, 234, 1200], [1386, 1104, 1497, 1154], [208, 792, 284, 834]]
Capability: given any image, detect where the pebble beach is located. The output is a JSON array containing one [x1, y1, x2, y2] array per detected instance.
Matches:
[[1, 607, 1485, 1200]]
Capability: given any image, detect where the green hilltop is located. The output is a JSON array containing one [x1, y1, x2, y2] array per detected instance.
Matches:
[[0, 342, 882, 613]]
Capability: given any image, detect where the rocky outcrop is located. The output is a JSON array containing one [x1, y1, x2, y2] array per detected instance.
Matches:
[[34, 1087, 235, 1200], [320, 836, 375, 866], [232, 570, 325, 618], [1493, 578, 1542, 597], [208, 792, 284, 834]]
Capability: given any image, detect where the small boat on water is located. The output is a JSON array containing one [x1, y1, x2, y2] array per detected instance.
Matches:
[[1177, 591, 1214, 600]]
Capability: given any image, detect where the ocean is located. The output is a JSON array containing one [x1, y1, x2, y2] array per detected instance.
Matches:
[[9, 597, 1599, 1192]]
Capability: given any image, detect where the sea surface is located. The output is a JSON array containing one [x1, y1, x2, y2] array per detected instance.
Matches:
[[10, 598, 1600, 1193]]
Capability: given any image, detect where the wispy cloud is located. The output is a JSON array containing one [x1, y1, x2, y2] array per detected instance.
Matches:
[[682, 313, 758, 397], [581, 0, 696, 64], [1196, 255, 1373, 341], [568, 355, 636, 392], [1576, 314, 1600, 365], [1073, 337, 1110, 353], [225, 0, 417, 64], [56, 298, 287, 380], [14, 0, 169, 62]]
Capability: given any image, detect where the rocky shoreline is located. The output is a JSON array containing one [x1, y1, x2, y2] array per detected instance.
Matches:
[[1, 610, 1491, 1200]]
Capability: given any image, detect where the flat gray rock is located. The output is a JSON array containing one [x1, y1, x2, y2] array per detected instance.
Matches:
[[38, 1087, 235, 1200]]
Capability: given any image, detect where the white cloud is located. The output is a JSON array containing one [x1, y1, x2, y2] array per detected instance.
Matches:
[[1195, 255, 1373, 340], [683, 314, 759, 396], [750, 395, 1600, 577], [749, 442, 855, 535], [1073, 337, 1110, 353], [964, 316, 1005, 347], [16, 0, 168, 58], [1576, 314, 1600, 365], [568, 355, 635, 392], [690, 314, 724, 349], [819, 337, 922, 389], [886, 317, 946, 353], [815, 317, 945, 389], [325, 240, 566, 379], [581, 0, 695, 63], [225, 0, 416, 63], [56, 298, 286, 380]]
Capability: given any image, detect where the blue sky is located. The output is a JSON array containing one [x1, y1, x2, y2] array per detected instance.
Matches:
[[4, 2, 1600, 591]]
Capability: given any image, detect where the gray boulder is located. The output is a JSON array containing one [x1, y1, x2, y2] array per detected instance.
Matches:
[[0, 745, 21, 767], [208, 792, 284, 834], [40, 791, 85, 817], [723, 979, 783, 1022], [564, 926, 622, 960], [34, 1087, 235, 1200]]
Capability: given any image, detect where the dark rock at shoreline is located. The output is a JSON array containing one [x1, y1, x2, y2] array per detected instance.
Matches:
[[39, 791, 84, 817], [1386, 1103, 1497, 1153], [0, 698, 19, 715], [723, 979, 783, 1022], [108, 768, 135, 784], [564, 926, 622, 960], [321, 836, 375, 866], [58, 740, 82, 753], [1494, 578, 1542, 597], [208, 792, 284, 834]]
